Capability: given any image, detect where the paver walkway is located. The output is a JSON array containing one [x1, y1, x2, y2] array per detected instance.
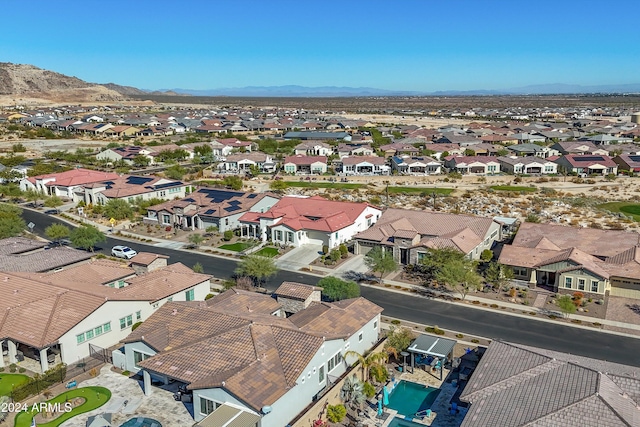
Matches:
[[533, 293, 547, 309]]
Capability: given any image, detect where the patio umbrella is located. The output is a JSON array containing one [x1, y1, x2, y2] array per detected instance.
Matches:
[[377, 399, 383, 416], [383, 386, 389, 406]]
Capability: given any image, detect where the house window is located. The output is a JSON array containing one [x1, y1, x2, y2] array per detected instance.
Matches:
[[94, 325, 103, 336], [578, 279, 585, 291], [133, 351, 151, 369], [564, 277, 572, 288], [327, 352, 342, 372], [358, 332, 363, 342], [136, 311, 141, 321], [186, 289, 195, 301], [167, 297, 173, 302], [103, 322, 111, 332], [200, 398, 219, 416], [120, 315, 133, 330], [85, 329, 94, 340], [286, 231, 294, 242], [591, 280, 599, 293], [162, 214, 171, 225], [152, 303, 159, 309], [373, 321, 377, 329], [319, 365, 325, 384], [76, 333, 85, 344], [335, 232, 339, 240], [275, 230, 283, 241]]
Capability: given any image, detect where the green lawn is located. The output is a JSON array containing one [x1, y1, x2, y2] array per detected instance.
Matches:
[[598, 202, 640, 221], [490, 185, 537, 192], [284, 181, 365, 190], [14, 386, 111, 427], [219, 242, 254, 252], [0, 373, 29, 397], [254, 247, 279, 257], [386, 186, 454, 195]]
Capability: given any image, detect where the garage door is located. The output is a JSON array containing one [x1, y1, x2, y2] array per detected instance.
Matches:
[[306, 231, 328, 247]]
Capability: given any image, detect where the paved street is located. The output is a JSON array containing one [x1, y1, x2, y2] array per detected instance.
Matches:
[[21, 209, 640, 367]]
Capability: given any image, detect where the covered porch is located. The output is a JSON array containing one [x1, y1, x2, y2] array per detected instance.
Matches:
[[196, 403, 260, 427], [406, 335, 457, 381], [1, 339, 61, 373]]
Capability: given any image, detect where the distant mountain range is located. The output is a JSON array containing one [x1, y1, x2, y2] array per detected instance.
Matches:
[[2, 62, 640, 102], [163, 83, 640, 97]]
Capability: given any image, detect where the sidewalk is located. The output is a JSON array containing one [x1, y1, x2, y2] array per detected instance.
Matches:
[[53, 209, 640, 338]]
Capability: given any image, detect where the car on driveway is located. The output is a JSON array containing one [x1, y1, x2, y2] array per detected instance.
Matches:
[[111, 245, 137, 259]]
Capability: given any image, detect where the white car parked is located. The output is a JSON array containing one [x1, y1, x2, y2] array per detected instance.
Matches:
[[111, 245, 138, 259]]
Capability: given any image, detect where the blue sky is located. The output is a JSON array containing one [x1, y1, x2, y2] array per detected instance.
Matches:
[[2, 0, 639, 91]]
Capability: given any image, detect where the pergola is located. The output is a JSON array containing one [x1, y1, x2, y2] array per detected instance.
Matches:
[[406, 334, 457, 380]]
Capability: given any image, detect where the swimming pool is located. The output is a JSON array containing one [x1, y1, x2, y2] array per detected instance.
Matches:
[[119, 417, 162, 427], [386, 380, 441, 418]]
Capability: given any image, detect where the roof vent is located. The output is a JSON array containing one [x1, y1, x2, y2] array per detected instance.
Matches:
[[262, 405, 272, 414], [172, 309, 178, 315]]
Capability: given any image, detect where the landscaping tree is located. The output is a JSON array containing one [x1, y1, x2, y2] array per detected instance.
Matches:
[[344, 350, 388, 382], [436, 259, 483, 300], [188, 233, 204, 248], [484, 261, 514, 291], [0, 204, 26, 238], [132, 154, 151, 168], [192, 262, 204, 273], [43, 195, 64, 213], [557, 294, 577, 318], [326, 404, 347, 423], [223, 230, 233, 241], [385, 326, 415, 359], [362, 381, 376, 399], [103, 199, 134, 221], [525, 213, 541, 223], [364, 246, 398, 282], [23, 189, 45, 207], [269, 179, 288, 193], [340, 376, 365, 410], [418, 247, 466, 283], [339, 243, 348, 259], [317, 276, 360, 301], [69, 225, 106, 251], [164, 164, 186, 180], [234, 254, 278, 285], [223, 175, 243, 190], [45, 223, 70, 245], [480, 249, 493, 262]]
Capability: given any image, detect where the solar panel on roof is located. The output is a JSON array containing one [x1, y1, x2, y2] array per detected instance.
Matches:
[[155, 182, 182, 190], [198, 188, 243, 203], [228, 200, 241, 205], [126, 176, 154, 185], [184, 198, 195, 202], [204, 209, 216, 214], [223, 206, 241, 213], [577, 156, 604, 162], [247, 194, 257, 198], [628, 155, 640, 162]]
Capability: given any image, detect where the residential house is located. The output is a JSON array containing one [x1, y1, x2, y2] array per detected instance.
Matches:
[[443, 156, 501, 175], [0, 237, 93, 272], [103, 125, 140, 138], [273, 282, 322, 316], [354, 208, 501, 264], [459, 341, 640, 427], [497, 156, 558, 175], [335, 143, 374, 158], [338, 156, 389, 175], [214, 138, 253, 156], [0, 257, 211, 373], [219, 152, 275, 173], [498, 222, 640, 298], [283, 155, 328, 174], [239, 195, 382, 248], [391, 155, 442, 175], [613, 154, 640, 173], [96, 146, 153, 165], [553, 154, 618, 175], [84, 175, 188, 205], [506, 143, 551, 158], [549, 141, 609, 156], [145, 188, 279, 232], [120, 290, 382, 426], [423, 143, 463, 160], [20, 168, 120, 199], [283, 131, 351, 141], [294, 141, 333, 156], [379, 143, 420, 158]]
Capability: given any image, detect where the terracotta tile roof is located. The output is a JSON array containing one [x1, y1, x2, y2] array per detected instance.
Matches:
[[340, 156, 386, 166], [117, 263, 211, 302], [249, 195, 374, 233], [356, 208, 495, 255], [0, 237, 47, 255], [289, 297, 383, 339], [274, 282, 321, 301], [284, 155, 327, 165], [99, 175, 184, 199], [129, 252, 169, 266], [559, 154, 617, 168], [206, 288, 281, 315], [534, 247, 610, 279], [0, 246, 93, 272], [125, 291, 380, 411], [30, 168, 119, 187], [460, 341, 640, 427]]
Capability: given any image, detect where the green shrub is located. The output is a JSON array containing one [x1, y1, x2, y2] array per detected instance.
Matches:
[[455, 333, 464, 339], [327, 404, 347, 423], [339, 243, 348, 259], [391, 319, 401, 325], [471, 339, 480, 344], [131, 322, 142, 331], [223, 230, 233, 241], [204, 293, 215, 300], [18, 367, 26, 373], [121, 370, 131, 376], [11, 363, 67, 401], [322, 245, 329, 255], [362, 381, 376, 399]]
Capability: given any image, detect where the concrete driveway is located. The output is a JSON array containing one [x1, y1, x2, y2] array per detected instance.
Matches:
[[275, 244, 322, 271]]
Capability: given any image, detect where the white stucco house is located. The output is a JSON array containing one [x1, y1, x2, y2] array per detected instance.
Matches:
[[0, 255, 211, 373], [120, 286, 383, 427], [238, 195, 382, 249]]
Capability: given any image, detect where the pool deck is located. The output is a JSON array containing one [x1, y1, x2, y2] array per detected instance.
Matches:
[[375, 367, 467, 427]]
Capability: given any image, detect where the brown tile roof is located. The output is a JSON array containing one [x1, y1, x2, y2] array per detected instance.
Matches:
[[355, 208, 495, 254], [99, 175, 183, 199], [274, 282, 321, 301], [0, 246, 93, 272], [460, 341, 640, 427], [284, 155, 327, 165], [118, 263, 211, 302], [0, 237, 47, 255], [206, 288, 282, 315], [130, 252, 169, 266], [126, 292, 380, 411]]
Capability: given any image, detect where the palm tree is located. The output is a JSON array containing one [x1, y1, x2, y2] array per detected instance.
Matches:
[[345, 350, 389, 382], [340, 375, 365, 410]]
